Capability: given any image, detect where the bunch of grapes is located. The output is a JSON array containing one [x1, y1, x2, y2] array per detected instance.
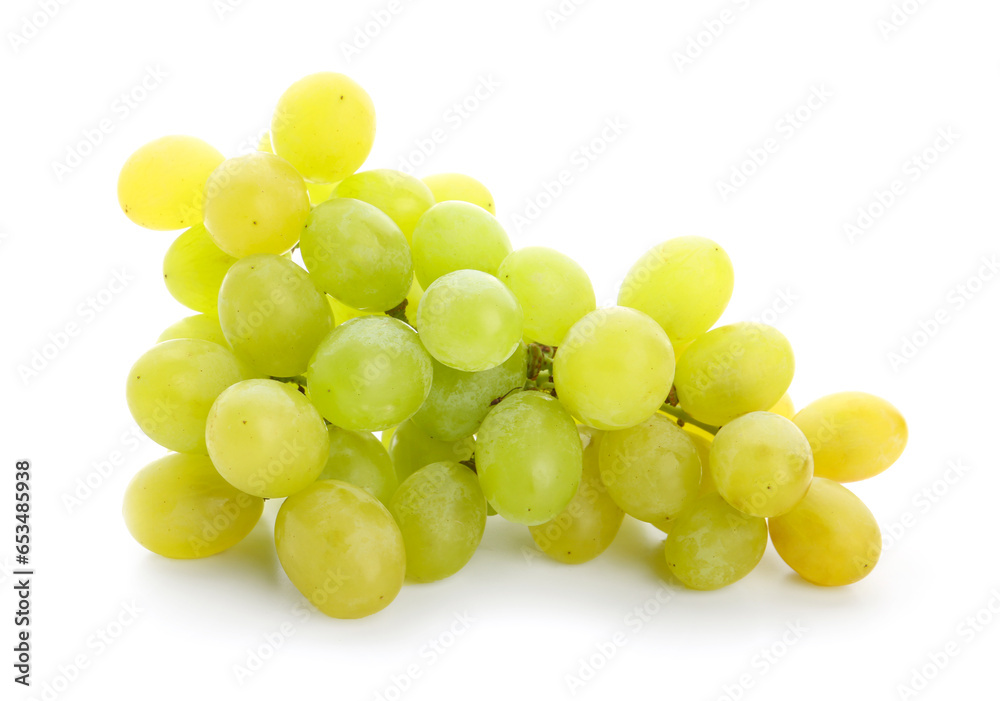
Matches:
[[119, 72, 907, 619]]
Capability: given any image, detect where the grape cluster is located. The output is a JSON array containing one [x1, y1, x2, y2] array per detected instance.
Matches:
[[119, 72, 908, 619]]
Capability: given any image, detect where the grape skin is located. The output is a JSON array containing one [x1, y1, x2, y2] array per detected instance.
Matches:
[[422, 173, 495, 214], [162, 224, 237, 315], [411, 201, 512, 288], [389, 420, 475, 485], [333, 169, 436, 243], [318, 426, 398, 504]]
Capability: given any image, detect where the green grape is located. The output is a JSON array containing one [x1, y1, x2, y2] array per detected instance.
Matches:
[[529, 431, 624, 564], [275, 480, 404, 619], [411, 343, 528, 441], [599, 414, 701, 526], [381, 426, 396, 451], [663, 493, 767, 591], [300, 198, 412, 312], [476, 391, 583, 525], [674, 322, 794, 427], [327, 294, 379, 326], [162, 224, 237, 315], [257, 131, 273, 153], [389, 462, 487, 582], [618, 236, 734, 347], [792, 392, 907, 482], [770, 392, 795, 419], [307, 181, 337, 204], [422, 173, 495, 214], [203, 152, 310, 258], [219, 254, 333, 377], [710, 412, 813, 518], [123, 453, 263, 559], [411, 201, 512, 288], [333, 169, 435, 242], [497, 247, 597, 346], [768, 478, 881, 586], [118, 135, 224, 230], [157, 314, 228, 348], [553, 307, 675, 431], [416, 270, 523, 372], [126, 339, 244, 454], [271, 72, 376, 184], [318, 426, 397, 504], [389, 420, 475, 484], [308, 316, 433, 431], [206, 379, 329, 498]]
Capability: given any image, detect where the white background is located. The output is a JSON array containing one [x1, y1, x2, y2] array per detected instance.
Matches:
[[2, 0, 999, 699]]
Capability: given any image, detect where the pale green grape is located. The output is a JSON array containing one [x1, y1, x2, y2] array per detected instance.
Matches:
[[318, 426, 397, 504], [530, 431, 624, 564], [770, 392, 795, 419], [333, 169, 435, 242], [663, 493, 767, 590], [618, 236, 734, 347], [219, 254, 333, 377], [271, 72, 376, 184], [162, 224, 237, 314], [793, 392, 907, 482], [411, 201, 512, 287], [123, 453, 263, 559], [416, 270, 523, 372], [411, 343, 528, 441], [710, 412, 813, 518], [553, 307, 675, 431], [422, 173, 495, 214], [157, 314, 228, 347], [275, 480, 404, 618], [497, 247, 596, 347], [118, 135, 224, 230], [203, 152, 310, 258], [476, 391, 583, 525], [206, 379, 329, 498], [389, 462, 487, 582], [257, 131, 273, 153], [307, 317, 433, 431], [300, 198, 412, 312], [389, 419, 475, 484], [769, 478, 881, 586], [126, 339, 244, 454], [599, 414, 701, 526], [674, 322, 794, 427]]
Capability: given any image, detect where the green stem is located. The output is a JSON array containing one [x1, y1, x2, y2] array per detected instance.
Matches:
[[659, 403, 720, 436]]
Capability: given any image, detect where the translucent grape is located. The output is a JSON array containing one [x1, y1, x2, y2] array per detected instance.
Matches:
[[218, 254, 333, 377], [389, 462, 487, 582], [126, 339, 244, 454], [411, 201, 512, 288], [792, 392, 907, 482], [332, 169, 435, 242], [157, 314, 228, 348], [411, 343, 528, 441], [674, 322, 794, 427], [300, 198, 412, 312], [770, 392, 795, 419], [275, 480, 404, 618], [618, 236, 734, 346], [497, 247, 597, 346], [203, 152, 310, 258], [206, 379, 329, 498], [710, 412, 813, 518], [476, 392, 583, 525], [663, 494, 767, 591], [271, 72, 376, 184], [123, 453, 263, 559], [389, 420, 475, 484], [599, 414, 701, 526], [162, 224, 236, 315], [417, 270, 522, 372], [768, 478, 881, 586], [529, 431, 624, 564], [307, 316, 433, 431], [318, 426, 398, 504], [118, 135, 224, 230], [553, 307, 675, 431], [422, 173, 495, 214]]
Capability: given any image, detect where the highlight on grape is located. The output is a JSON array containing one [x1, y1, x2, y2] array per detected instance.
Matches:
[[117, 71, 908, 618]]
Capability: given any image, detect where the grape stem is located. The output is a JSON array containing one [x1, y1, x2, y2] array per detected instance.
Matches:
[[524, 343, 557, 396], [384, 299, 410, 325], [659, 403, 721, 436]]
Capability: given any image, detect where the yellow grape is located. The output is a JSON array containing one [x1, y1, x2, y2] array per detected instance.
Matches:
[[333, 169, 435, 242], [422, 173, 495, 214], [162, 224, 236, 315], [157, 313, 228, 348], [769, 392, 795, 419]]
